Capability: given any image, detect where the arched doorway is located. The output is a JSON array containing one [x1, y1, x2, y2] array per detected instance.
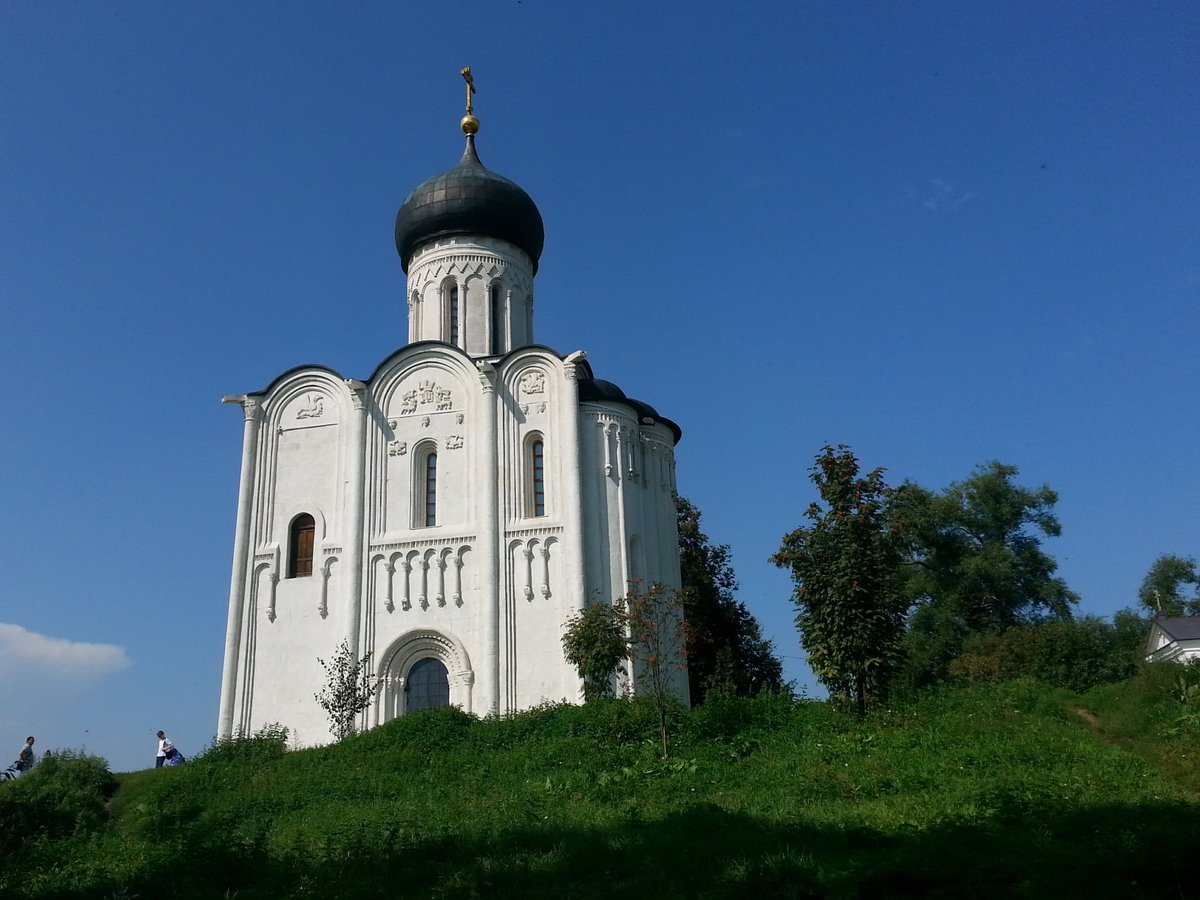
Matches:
[[405, 657, 450, 711], [376, 628, 474, 723]]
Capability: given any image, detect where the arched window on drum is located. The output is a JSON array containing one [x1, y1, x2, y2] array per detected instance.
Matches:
[[489, 283, 505, 354], [444, 281, 460, 346]]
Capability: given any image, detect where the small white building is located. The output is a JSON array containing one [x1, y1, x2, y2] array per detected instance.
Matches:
[[1145, 616, 1200, 664], [216, 104, 687, 745]]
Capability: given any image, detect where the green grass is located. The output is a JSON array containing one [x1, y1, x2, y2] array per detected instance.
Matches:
[[2, 679, 1197, 899]]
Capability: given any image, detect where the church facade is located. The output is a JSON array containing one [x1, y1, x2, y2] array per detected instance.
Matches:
[[217, 97, 685, 745]]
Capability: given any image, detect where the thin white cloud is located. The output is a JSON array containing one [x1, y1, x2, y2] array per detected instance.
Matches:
[[0, 623, 132, 681], [921, 178, 977, 212]]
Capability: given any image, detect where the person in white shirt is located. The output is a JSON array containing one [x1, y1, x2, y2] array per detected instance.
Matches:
[[155, 730, 169, 768]]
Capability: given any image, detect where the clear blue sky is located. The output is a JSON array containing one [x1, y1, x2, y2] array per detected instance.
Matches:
[[2, 2, 1196, 773]]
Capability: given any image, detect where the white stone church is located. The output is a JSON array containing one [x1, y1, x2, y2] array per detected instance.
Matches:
[[217, 90, 686, 745]]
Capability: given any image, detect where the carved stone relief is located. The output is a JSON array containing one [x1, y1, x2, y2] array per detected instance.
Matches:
[[397, 380, 455, 418], [520, 371, 546, 395], [295, 394, 324, 420]]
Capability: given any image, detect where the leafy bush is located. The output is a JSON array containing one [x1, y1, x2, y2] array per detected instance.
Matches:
[[314, 639, 380, 741], [348, 703, 476, 757], [948, 615, 1143, 693], [196, 722, 291, 766], [685, 689, 801, 743], [0, 751, 114, 852], [562, 600, 628, 701], [1167, 659, 1200, 736]]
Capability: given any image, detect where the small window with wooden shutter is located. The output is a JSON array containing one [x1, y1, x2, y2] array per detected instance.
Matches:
[[289, 513, 316, 578]]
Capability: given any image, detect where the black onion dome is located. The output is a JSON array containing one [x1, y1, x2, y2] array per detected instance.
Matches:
[[395, 134, 545, 274]]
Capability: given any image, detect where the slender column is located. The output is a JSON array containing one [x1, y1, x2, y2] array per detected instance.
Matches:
[[560, 353, 588, 699], [522, 546, 535, 600], [452, 552, 464, 604], [345, 382, 369, 658], [614, 425, 631, 591], [477, 361, 501, 714], [218, 395, 262, 738]]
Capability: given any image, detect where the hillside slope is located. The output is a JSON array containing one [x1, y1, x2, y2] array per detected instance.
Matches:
[[2, 679, 1197, 898]]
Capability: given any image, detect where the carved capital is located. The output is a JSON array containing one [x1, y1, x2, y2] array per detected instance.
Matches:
[[476, 360, 497, 394], [562, 350, 587, 382]]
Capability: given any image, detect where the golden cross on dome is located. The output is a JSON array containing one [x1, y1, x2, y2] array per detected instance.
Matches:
[[461, 67, 476, 115]]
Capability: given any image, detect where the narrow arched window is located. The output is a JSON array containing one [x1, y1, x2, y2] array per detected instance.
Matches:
[[424, 452, 438, 526], [448, 284, 459, 345], [409, 290, 421, 340], [531, 439, 546, 517], [288, 513, 315, 578], [490, 284, 504, 354]]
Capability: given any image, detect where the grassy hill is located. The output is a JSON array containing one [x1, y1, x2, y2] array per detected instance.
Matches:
[[2, 670, 1198, 899]]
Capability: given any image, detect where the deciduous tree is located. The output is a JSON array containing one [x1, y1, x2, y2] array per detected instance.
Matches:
[[772, 445, 907, 715], [625, 581, 690, 757], [314, 639, 380, 741], [1138, 555, 1200, 617], [896, 461, 1078, 685], [676, 496, 784, 702], [561, 600, 628, 701]]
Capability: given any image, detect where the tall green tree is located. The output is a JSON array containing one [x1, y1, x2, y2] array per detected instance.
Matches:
[[772, 445, 908, 714], [676, 496, 785, 702], [896, 461, 1078, 685], [1138, 554, 1200, 617]]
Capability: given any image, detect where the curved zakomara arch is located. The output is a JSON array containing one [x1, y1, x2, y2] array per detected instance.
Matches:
[[369, 344, 481, 420], [257, 367, 354, 435], [375, 628, 474, 721], [497, 348, 560, 400]]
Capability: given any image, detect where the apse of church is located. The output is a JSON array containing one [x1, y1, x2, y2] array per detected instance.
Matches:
[[217, 71, 686, 745]]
